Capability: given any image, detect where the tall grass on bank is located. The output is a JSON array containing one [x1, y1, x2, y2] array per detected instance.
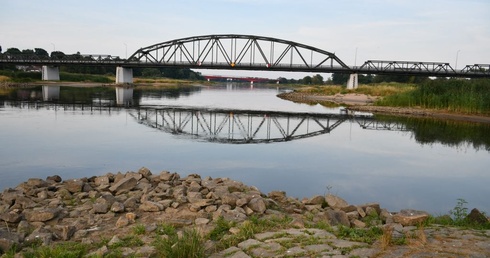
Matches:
[[298, 83, 415, 97], [377, 79, 490, 114]]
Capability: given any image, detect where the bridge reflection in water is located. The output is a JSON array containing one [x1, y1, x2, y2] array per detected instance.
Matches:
[[3, 100, 415, 144], [131, 107, 378, 144], [4, 86, 413, 144]]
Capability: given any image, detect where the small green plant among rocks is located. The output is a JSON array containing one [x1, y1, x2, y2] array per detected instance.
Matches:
[[450, 198, 469, 224], [153, 228, 205, 258], [131, 224, 146, 235], [427, 198, 490, 230]]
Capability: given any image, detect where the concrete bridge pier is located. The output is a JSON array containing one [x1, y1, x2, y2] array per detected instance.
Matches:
[[346, 73, 358, 89], [42, 66, 60, 81], [116, 67, 133, 84]]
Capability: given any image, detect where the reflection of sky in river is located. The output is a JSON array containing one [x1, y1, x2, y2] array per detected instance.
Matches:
[[1, 85, 489, 215], [140, 85, 342, 113]]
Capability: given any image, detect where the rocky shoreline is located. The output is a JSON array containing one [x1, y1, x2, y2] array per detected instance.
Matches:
[[1, 168, 489, 257]]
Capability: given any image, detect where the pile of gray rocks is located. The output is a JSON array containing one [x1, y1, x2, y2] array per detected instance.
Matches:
[[0, 167, 430, 255]]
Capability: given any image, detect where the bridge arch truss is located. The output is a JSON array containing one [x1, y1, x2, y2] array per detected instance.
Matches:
[[128, 34, 350, 73]]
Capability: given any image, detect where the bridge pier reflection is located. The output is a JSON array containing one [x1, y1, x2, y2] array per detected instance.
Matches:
[[42, 86, 60, 101], [116, 86, 134, 106]]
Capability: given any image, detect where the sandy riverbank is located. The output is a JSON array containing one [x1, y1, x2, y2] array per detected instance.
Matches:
[[278, 91, 490, 124]]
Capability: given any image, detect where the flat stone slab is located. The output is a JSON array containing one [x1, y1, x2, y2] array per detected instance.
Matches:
[[285, 246, 306, 256], [303, 228, 336, 238], [304, 244, 333, 252], [209, 246, 251, 258], [328, 239, 367, 249], [237, 239, 262, 250], [254, 231, 279, 241]]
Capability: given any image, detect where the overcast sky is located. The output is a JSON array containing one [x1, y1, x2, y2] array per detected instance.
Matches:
[[1, 0, 489, 79]]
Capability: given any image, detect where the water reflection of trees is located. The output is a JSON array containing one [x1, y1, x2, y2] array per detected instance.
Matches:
[[377, 116, 490, 151], [0, 85, 201, 105], [135, 85, 200, 99]]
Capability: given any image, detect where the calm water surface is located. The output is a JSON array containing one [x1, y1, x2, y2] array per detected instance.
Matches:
[[0, 84, 489, 215]]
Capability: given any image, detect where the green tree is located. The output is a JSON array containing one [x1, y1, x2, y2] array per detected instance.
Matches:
[[142, 68, 161, 77], [312, 74, 324, 84], [21, 49, 35, 56], [5, 48, 22, 55], [277, 77, 288, 84], [359, 74, 373, 84], [302, 75, 312, 84], [331, 73, 349, 84], [50, 51, 66, 59], [34, 48, 49, 58]]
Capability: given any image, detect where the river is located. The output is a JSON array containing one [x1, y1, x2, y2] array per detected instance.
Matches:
[[0, 84, 489, 215]]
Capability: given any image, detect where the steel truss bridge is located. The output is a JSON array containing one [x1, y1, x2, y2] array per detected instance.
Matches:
[[1, 34, 488, 78]]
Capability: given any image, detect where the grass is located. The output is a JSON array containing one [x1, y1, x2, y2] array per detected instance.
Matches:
[[430, 198, 490, 229], [293, 79, 490, 115], [377, 79, 490, 115], [335, 225, 384, 244], [210, 215, 294, 251], [153, 228, 206, 258], [294, 83, 415, 97], [131, 224, 146, 235], [20, 242, 88, 258]]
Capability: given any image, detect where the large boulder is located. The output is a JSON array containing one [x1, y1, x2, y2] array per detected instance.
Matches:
[[392, 209, 429, 226], [325, 194, 349, 210], [24, 208, 60, 222], [466, 208, 488, 225], [325, 209, 350, 227], [247, 197, 267, 214], [0, 230, 21, 253], [307, 195, 325, 205], [0, 211, 22, 223], [109, 177, 137, 195], [63, 179, 85, 193]]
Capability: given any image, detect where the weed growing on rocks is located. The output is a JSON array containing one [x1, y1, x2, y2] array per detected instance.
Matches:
[[450, 198, 469, 224], [336, 225, 384, 244], [153, 228, 205, 258], [131, 224, 146, 235]]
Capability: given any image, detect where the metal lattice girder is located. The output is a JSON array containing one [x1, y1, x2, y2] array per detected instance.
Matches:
[[127, 34, 350, 72], [356, 60, 458, 76], [460, 64, 490, 76]]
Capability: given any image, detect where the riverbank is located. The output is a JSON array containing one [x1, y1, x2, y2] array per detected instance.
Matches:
[[278, 91, 490, 124], [1, 169, 489, 257]]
